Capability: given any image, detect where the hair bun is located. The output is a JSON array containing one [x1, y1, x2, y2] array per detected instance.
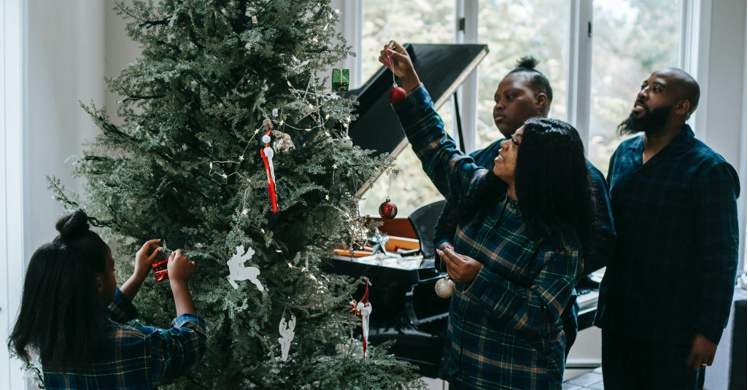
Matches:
[[55, 210, 90, 240], [516, 56, 539, 70]]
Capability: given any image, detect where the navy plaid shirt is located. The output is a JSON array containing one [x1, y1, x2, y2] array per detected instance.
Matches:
[[395, 85, 582, 389], [596, 125, 740, 345], [42, 288, 207, 389], [433, 139, 616, 275]]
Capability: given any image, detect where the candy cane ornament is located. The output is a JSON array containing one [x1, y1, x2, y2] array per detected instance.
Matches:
[[260, 124, 278, 213], [350, 278, 373, 359]]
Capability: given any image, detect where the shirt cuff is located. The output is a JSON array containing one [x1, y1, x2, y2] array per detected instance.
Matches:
[[464, 265, 499, 305], [107, 287, 139, 323], [172, 313, 207, 333], [392, 83, 435, 131], [695, 316, 725, 344]]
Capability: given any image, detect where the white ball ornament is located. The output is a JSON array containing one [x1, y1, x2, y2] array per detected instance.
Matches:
[[262, 135, 272, 144], [264, 147, 274, 159], [435, 277, 455, 298]]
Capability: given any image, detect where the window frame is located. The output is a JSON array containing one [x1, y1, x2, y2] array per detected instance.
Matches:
[[0, 0, 29, 388], [352, 0, 698, 159]]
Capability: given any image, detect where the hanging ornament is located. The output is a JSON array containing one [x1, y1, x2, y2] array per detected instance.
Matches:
[[386, 49, 407, 105], [435, 276, 455, 298], [278, 309, 296, 362], [272, 130, 294, 153], [378, 198, 398, 219], [378, 172, 398, 219], [331, 68, 349, 93], [226, 245, 264, 291], [152, 258, 169, 282], [389, 86, 407, 105], [150, 243, 171, 282], [435, 245, 455, 298], [350, 278, 373, 358], [260, 123, 279, 213]]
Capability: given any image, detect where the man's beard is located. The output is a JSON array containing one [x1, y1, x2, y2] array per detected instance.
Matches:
[[617, 105, 672, 136]]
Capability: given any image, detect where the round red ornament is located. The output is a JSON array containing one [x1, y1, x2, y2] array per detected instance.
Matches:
[[378, 197, 398, 219], [389, 87, 407, 105]]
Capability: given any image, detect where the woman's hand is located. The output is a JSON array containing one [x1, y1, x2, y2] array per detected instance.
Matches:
[[379, 40, 421, 93], [436, 247, 483, 284], [134, 239, 163, 281]]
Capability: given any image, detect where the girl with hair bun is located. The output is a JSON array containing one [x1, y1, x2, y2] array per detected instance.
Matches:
[[7, 210, 206, 389]]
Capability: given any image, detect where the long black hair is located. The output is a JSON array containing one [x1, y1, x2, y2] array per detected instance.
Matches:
[[449, 118, 595, 260], [515, 118, 595, 257], [8, 210, 111, 367]]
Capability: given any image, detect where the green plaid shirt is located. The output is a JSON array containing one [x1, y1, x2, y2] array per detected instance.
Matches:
[[42, 288, 207, 389], [394, 85, 581, 389]]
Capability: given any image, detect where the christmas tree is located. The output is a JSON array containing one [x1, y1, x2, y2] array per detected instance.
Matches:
[[48, 0, 424, 388]]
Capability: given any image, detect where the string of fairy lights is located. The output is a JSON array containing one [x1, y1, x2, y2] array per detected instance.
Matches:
[[207, 72, 353, 218]]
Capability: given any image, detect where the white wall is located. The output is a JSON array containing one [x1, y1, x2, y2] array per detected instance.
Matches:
[[701, 0, 747, 272], [700, 1, 747, 388], [24, 0, 106, 256], [104, 0, 141, 116], [6, 1, 109, 388]]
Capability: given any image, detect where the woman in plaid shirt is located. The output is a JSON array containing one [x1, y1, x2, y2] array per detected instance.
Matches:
[[8, 210, 206, 389], [380, 42, 597, 389]]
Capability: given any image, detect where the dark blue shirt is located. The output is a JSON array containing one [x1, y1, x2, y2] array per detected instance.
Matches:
[[433, 138, 617, 275], [596, 125, 740, 345]]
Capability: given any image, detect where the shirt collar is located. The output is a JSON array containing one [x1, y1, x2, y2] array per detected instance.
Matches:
[[626, 124, 694, 154]]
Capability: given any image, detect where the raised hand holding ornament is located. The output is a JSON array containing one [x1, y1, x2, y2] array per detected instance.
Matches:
[[379, 41, 421, 105]]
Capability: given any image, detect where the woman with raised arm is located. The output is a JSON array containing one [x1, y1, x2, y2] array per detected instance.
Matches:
[[380, 41, 596, 389]]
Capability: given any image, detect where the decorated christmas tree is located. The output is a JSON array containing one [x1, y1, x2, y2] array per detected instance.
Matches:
[[48, 0, 424, 388]]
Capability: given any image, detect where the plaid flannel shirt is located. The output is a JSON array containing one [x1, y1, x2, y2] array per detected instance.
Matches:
[[42, 288, 207, 390], [596, 125, 740, 345], [394, 85, 582, 389], [433, 140, 616, 275]]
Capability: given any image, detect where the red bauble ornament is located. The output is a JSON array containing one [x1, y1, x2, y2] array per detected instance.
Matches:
[[378, 197, 398, 219], [389, 87, 407, 105]]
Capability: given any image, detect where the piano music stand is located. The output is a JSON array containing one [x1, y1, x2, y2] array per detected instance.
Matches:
[[346, 43, 489, 197]]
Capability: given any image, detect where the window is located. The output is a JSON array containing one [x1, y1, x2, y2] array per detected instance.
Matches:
[[588, 0, 683, 173], [359, 0, 455, 216], [355, 0, 687, 215], [475, 0, 571, 149]]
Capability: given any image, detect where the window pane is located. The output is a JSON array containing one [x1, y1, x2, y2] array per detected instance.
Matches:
[[359, 0, 455, 216], [589, 0, 682, 173], [476, 0, 571, 150]]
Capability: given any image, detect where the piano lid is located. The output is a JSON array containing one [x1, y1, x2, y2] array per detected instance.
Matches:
[[347, 43, 489, 196]]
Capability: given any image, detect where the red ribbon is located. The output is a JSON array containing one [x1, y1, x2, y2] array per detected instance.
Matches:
[[261, 124, 278, 213]]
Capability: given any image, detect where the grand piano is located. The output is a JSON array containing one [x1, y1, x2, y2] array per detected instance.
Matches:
[[324, 44, 602, 378]]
